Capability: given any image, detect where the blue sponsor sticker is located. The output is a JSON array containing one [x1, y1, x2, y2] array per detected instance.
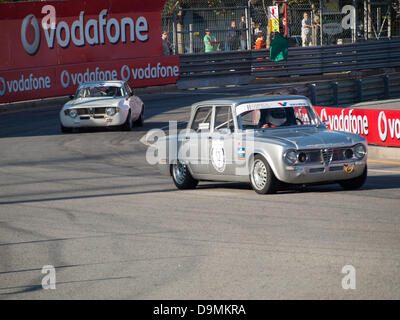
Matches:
[[237, 147, 246, 159]]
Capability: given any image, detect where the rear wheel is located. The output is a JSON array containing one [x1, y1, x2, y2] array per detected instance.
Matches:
[[249, 155, 277, 194], [339, 166, 367, 190], [171, 161, 198, 190]]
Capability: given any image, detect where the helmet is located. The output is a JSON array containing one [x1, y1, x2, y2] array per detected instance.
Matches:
[[266, 108, 287, 126]]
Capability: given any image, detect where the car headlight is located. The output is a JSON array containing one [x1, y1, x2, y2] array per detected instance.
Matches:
[[297, 152, 307, 163], [68, 109, 78, 118], [284, 149, 298, 165], [343, 148, 354, 160], [354, 144, 366, 159], [106, 107, 117, 116]]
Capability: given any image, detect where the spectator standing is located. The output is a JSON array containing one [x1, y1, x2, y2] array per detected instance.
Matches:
[[239, 16, 247, 50], [162, 31, 172, 55], [251, 21, 262, 47], [204, 28, 218, 52], [254, 32, 266, 50], [225, 20, 238, 51], [301, 12, 312, 47], [280, 17, 291, 38]]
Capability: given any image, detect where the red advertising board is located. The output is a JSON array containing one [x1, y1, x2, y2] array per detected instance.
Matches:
[[0, 0, 179, 103], [314, 106, 400, 148]]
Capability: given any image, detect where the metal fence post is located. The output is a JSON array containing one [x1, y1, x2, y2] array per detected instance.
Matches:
[[308, 83, 317, 105], [172, 9, 177, 55], [331, 82, 338, 106], [356, 79, 363, 102], [320, 0, 324, 46], [383, 75, 390, 99], [353, 0, 358, 43], [245, 2, 251, 51], [189, 24, 193, 54]]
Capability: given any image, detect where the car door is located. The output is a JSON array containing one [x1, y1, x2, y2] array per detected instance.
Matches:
[[124, 82, 140, 120], [184, 106, 213, 175], [208, 105, 235, 176]]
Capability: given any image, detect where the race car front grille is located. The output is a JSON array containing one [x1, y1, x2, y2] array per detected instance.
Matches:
[[301, 147, 352, 165], [321, 148, 333, 165], [75, 107, 107, 115]]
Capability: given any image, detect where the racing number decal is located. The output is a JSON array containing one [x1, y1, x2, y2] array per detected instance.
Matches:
[[211, 140, 226, 173]]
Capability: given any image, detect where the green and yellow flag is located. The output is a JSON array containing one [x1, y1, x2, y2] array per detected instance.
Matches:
[[270, 32, 288, 62]]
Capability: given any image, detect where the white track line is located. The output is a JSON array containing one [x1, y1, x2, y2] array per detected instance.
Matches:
[[369, 169, 400, 174]]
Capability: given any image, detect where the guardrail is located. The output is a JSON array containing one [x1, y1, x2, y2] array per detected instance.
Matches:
[[308, 74, 400, 106], [178, 50, 253, 89], [177, 39, 400, 89]]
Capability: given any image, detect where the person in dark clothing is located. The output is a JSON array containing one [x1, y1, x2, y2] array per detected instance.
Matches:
[[279, 17, 291, 37], [162, 31, 172, 55], [251, 21, 262, 47], [239, 16, 247, 50], [225, 20, 239, 51]]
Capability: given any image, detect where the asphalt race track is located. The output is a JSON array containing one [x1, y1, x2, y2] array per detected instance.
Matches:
[[1, 85, 400, 299]]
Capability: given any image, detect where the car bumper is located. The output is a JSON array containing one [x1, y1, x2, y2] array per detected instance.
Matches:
[[278, 160, 367, 184], [60, 112, 127, 128]]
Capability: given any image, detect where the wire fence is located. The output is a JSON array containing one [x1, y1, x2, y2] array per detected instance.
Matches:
[[161, 0, 400, 55]]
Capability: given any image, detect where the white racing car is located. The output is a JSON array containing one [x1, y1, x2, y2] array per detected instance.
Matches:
[[60, 80, 144, 133]]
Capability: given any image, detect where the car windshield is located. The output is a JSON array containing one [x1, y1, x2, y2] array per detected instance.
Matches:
[[238, 104, 319, 130], [76, 85, 124, 98]]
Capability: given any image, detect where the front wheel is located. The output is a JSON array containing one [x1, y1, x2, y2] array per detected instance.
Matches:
[[60, 124, 72, 133], [120, 111, 133, 131], [133, 105, 144, 127], [249, 155, 277, 194], [339, 166, 367, 190], [171, 161, 198, 190]]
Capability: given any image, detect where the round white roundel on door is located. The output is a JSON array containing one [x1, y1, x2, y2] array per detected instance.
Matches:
[[211, 140, 226, 172]]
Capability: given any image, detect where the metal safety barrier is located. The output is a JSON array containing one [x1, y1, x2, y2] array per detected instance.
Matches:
[[177, 39, 400, 90], [308, 73, 400, 107]]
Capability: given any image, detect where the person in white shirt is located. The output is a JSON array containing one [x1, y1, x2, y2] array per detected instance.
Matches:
[[301, 12, 312, 47]]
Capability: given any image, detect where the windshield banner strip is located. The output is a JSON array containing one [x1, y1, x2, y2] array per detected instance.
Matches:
[[236, 100, 310, 115]]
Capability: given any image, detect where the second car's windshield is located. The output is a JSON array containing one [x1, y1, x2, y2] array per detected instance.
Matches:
[[238, 105, 318, 130], [76, 86, 124, 98]]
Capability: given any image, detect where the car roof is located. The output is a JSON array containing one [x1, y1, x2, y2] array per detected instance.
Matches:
[[78, 80, 125, 89], [191, 95, 310, 109]]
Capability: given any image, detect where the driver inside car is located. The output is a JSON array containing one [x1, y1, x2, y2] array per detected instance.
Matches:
[[259, 108, 288, 128]]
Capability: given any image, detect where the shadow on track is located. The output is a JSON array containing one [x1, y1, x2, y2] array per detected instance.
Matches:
[[195, 175, 400, 193]]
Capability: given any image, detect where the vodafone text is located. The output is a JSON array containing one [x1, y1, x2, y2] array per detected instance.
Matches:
[[378, 111, 400, 141], [121, 63, 179, 82], [21, 8, 149, 55], [60, 63, 179, 88], [0, 74, 51, 96], [319, 108, 369, 136]]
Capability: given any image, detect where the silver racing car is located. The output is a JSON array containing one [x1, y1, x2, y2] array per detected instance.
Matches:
[[154, 95, 368, 194], [60, 80, 144, 132]]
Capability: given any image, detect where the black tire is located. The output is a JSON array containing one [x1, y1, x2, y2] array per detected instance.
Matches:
[[249, 154, 277, 194], [133, 105, 144, 127], [170, 161, 198, 190], [339, 165, 367, 190], [60, 124, 72, 133], [120, 111, 133, 131]]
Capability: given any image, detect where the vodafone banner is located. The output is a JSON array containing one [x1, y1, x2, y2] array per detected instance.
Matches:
[[0, 0, 179, 103], [314, 106, 400, 147]]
